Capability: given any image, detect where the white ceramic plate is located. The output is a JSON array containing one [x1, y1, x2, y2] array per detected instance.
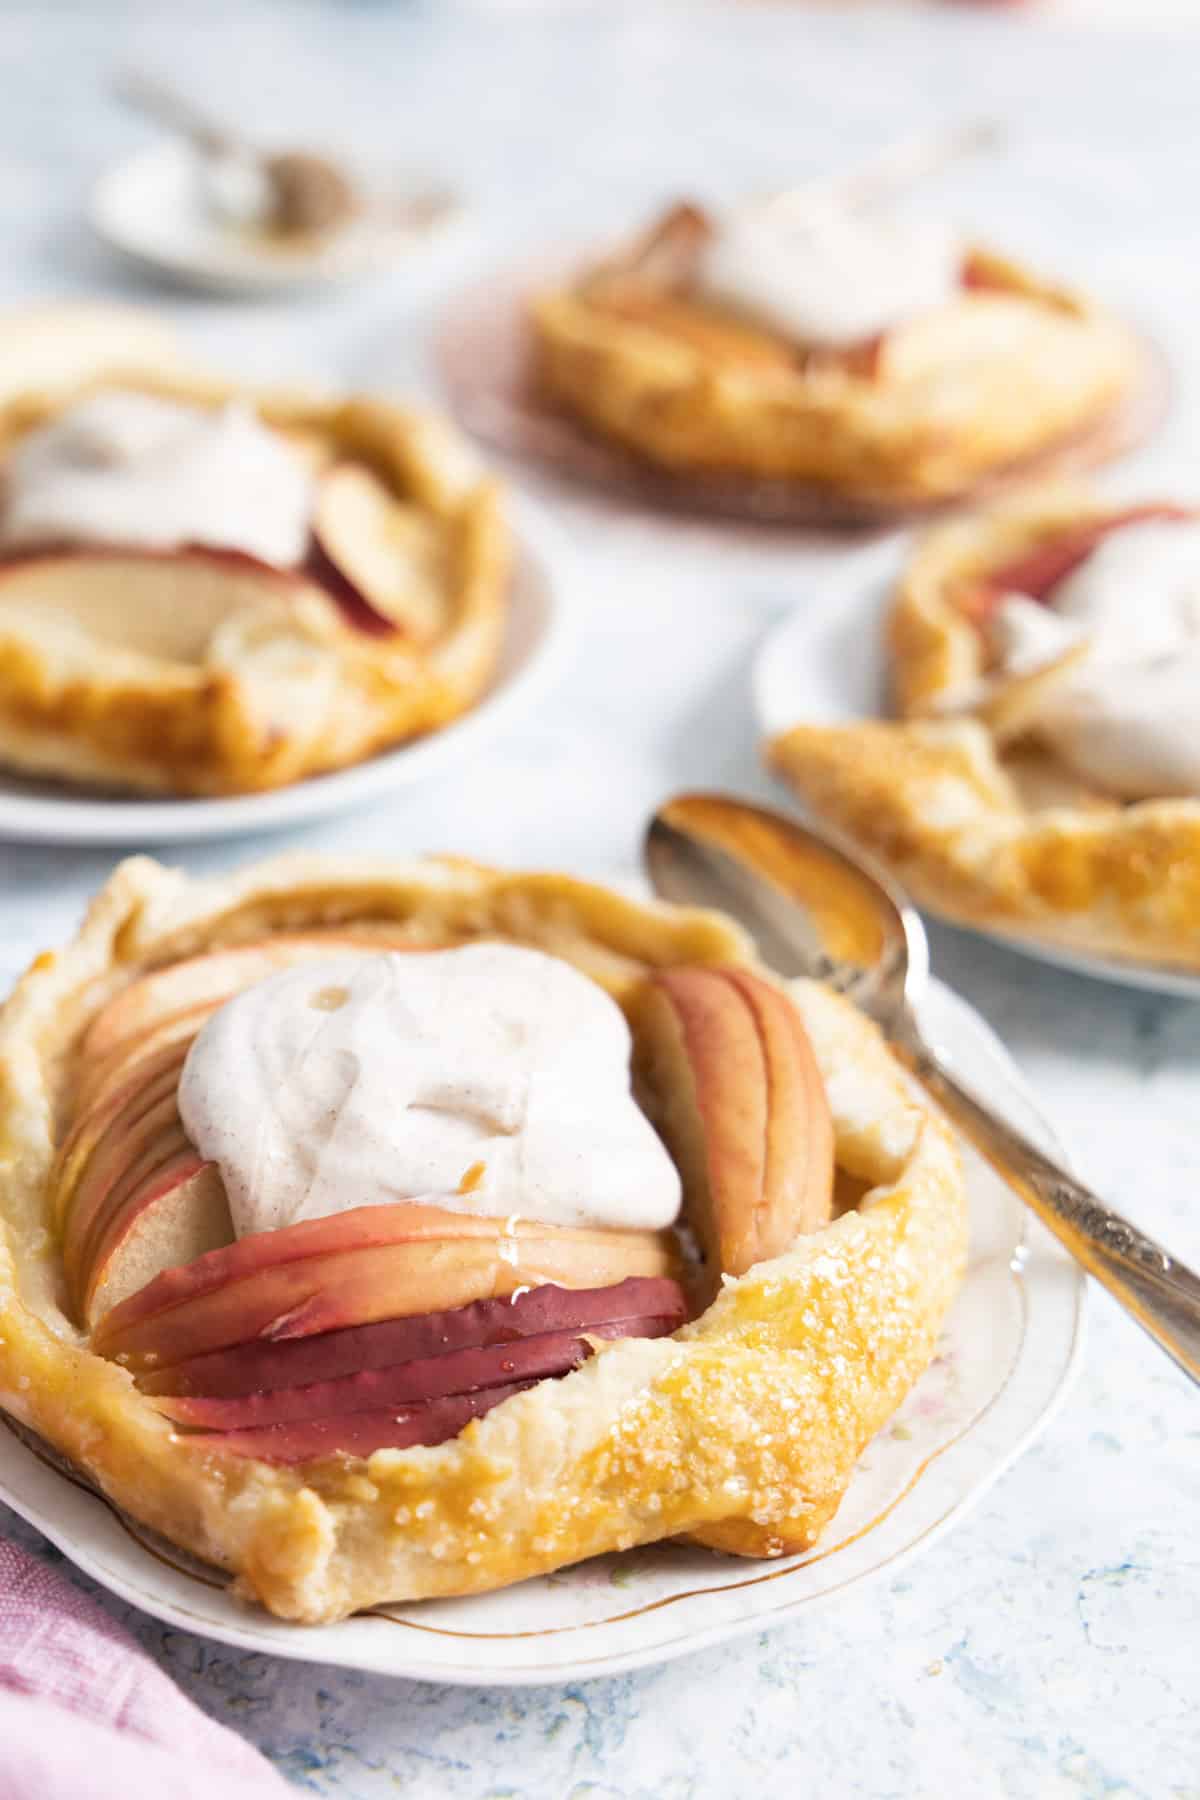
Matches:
[[753, 572, 1200, 999], [0, 503, 574, 847], [0, 976, 1085, 1686], [91, 140, 464, 296]]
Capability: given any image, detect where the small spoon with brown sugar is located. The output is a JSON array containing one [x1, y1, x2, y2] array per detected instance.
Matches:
[[114, 68, 360, 238]]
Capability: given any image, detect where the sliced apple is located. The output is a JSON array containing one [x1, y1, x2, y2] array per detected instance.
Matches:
[[77, 1003, 213, 1117], [67, 1116, 189, 1303], [185, 1381, 536, 1465], [961, 504, 1193, 626], [52, 1040, 191, 1228], [0, 547, 311, 664], [633, 967, 834, 1292], [308, 463, 447, 642], [84, 1155, 232, 1328], [59, 1073, 186, 1275], [82, 934, 401, 1064], [139, 1275, 689, 1398], [151, 1320, 632, 1430], [92, 1205, 677, 1369], [101, 1235, 676, 1371]]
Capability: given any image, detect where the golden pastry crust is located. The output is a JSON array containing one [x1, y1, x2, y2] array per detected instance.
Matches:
[[0, 854, 966, 1622], [767, 486, 1200, 970], [0, 308, 509, 796], [531, 215, 1144, 505]]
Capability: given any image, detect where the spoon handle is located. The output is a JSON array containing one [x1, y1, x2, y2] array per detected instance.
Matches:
[[753, 118, 1002, 227], [900, 1024, 1200, 1385], [113, 70, 239, 158]]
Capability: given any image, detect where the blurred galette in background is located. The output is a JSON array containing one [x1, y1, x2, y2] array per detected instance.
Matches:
[[0, 308, 508, 796], [531, 198, 1148, 512], [767, 486, 1200, 970]]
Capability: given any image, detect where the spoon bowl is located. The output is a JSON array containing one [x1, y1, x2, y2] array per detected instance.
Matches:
[[647, 791, 922, 1017]]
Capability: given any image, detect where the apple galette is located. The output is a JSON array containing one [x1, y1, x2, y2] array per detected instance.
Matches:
[[768, 487, 1200, 970], [0, 307, 508, 796], [0, 853, 966, 1622], [531, 200, 1145, 509]]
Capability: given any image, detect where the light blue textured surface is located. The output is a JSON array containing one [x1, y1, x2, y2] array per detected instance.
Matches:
[[0, 5, 1198, 1794]]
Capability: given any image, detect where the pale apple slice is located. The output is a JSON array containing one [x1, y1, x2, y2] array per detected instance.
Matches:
[[309, 464, 447, 642], [83, 935, 375, 1063], [77, 1001, 218, 1115], [719, 968, 835, 1240], [634, 967, 834, 1291], [84, 1155, 232, 1328], [63, 1108, 188, 1303], [0, 547, 310, 664], [58, 1067, 185, 1258], [966, 642, 1092, 749], [185, 1381, 536, 1465], [92, 1206, 677, 1369], [53, 1040, 191, 1227], [139, 1275, 688, 1398]]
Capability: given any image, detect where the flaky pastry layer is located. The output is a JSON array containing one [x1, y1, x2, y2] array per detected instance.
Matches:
[[0, 854, 966, 1622], [532, 240, 1143, 504], [768, 486, 1200, 970], [0, 307, 509, 796]]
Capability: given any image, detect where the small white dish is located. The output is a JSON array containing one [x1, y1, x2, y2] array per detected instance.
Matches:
[[753, 572, 1200, 1000], [0, 975, 1085, 1686], [0, 502, 573, 847], [91, 140, 462, 296]]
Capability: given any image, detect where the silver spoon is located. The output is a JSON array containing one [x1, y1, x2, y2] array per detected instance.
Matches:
[[645, 792, 1200, 1387]]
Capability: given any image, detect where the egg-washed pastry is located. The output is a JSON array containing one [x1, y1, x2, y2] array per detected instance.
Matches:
[[0, 307, 508, 796], [0, 853, 965, 1622], [531, 201, 1145, 509], [768, 487, 1200, 970]]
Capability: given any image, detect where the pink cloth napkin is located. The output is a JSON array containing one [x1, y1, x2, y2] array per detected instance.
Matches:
[[0, 1534, 291, 1799]]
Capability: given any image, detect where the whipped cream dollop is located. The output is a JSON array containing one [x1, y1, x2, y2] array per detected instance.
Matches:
[[695, 207, 961, 347], [988, 520, 1200, 799], [0, 391, 312, 568], [178, 944, 681, 1239]]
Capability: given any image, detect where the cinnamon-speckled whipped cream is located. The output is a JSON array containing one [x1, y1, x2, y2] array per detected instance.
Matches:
[[0, 391, 312, 568], [178, 944, 682, 1239]]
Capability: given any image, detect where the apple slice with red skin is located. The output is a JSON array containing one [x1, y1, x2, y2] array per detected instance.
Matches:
[[634, 967, 834, 1294], [961, 504, 1193, 627], [138, 1275, 689, 1398], [92, 1204, 677, 1368], [150, 1311, 681, 1431], [100, 1234, 677, 1370], [186, 1381, 537, 1465], [84, 1155, 232, 1327], [308, 464, 446, 642]]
